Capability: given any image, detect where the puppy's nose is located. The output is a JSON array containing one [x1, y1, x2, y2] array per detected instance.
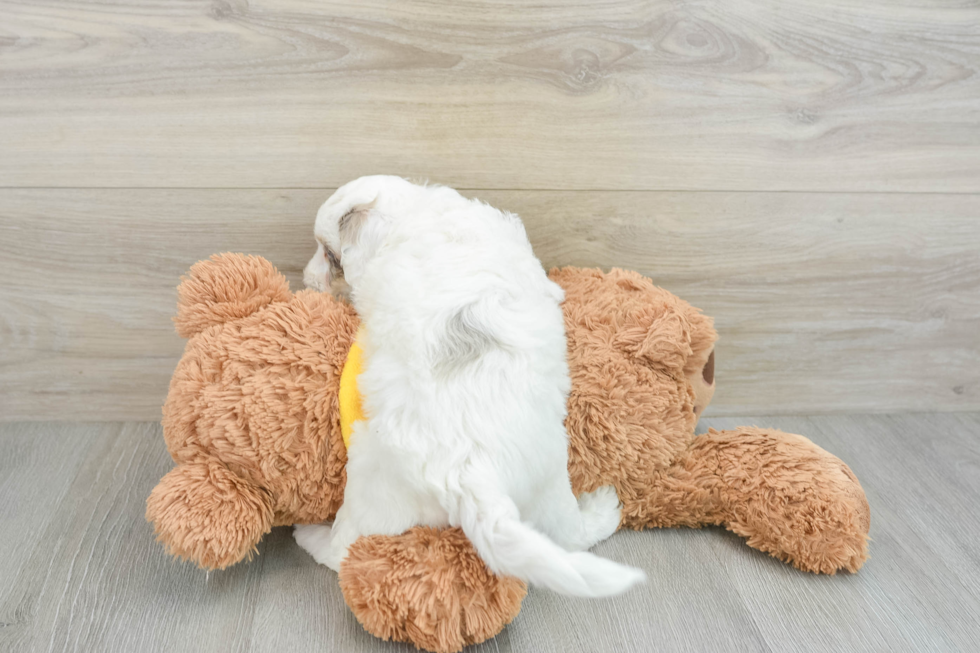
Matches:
[[303, 261, 328, 292], [702, 350, 715, 385], [304, 271, 326, 292]]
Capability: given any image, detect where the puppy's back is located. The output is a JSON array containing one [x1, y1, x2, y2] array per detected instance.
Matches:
[[355, 186, 566, 374]]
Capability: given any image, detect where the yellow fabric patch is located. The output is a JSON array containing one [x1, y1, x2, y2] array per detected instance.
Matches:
[[338, 329, 366, 449]]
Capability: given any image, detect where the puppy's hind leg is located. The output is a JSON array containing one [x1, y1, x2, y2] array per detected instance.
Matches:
[[294, 503, 362, 572], [526, 477, 623, 552], [574, 485, 625, 548], [293, 522, 335, 566], [295, 429, 431, 571]]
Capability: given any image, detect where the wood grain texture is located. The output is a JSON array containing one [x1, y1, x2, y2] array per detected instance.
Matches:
[[1, 0, 979, 190], [1, 188, 977, 421], [1, 415, 979, 652], [0, 422, 381, 653], [0, 423, 99, 596]]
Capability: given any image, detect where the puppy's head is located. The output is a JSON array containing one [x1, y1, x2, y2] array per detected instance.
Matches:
[[304, 203, 378, 299], [305, 176, 407, 298]]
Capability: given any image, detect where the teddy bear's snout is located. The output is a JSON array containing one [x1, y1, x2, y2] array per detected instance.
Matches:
[[691, 348, 716, 417]]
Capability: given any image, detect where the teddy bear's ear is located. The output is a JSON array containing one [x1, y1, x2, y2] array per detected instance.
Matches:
[[173, 253, 291, 338], [553, 266, 716, 376], [613, 308, 694, 374], [603, 269, 717, 375]]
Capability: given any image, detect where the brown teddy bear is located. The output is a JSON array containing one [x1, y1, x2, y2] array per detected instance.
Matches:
[[147, 253, 870, 653]]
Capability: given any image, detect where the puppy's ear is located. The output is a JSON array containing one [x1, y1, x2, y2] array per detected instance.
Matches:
[[338, 199, 379, 247], [337, 200, 386, 284]]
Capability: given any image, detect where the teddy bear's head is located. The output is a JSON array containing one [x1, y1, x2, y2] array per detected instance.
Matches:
[[550, 267, 717, 527], [150, 254, 359, 568]]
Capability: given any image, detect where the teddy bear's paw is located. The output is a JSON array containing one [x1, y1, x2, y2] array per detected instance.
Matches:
[[145, 461, 274, 570], [576, 485, 623, 549]]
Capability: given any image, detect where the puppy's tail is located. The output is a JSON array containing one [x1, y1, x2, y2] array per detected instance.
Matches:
[[454, 489, 646, 598]]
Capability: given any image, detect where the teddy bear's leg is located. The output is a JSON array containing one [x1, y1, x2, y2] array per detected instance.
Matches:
[[338, 526, 526, 653], [628, 427, 870, 574], [146, 460, 274, 570]]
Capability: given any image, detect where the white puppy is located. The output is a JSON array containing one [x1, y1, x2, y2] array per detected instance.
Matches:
[[296, 176, 645, 597]]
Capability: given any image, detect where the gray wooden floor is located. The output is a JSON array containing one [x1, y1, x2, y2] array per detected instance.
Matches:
[[1, 414, 979, 652]]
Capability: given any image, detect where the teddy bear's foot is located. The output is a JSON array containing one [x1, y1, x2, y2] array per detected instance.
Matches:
[[146, 461, 274, 570], [627, 427, 870, 574], [693, 428, 871, 574], [338, 526, 526, 653]]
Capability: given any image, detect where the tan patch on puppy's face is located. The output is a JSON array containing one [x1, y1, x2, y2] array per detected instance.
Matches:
[[332, 199, 383, 294], [337, 201, 377, 246], [324, 244, 352, 299]]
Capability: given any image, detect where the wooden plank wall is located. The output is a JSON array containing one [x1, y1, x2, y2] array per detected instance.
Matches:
[[1, 1, 978, 420]]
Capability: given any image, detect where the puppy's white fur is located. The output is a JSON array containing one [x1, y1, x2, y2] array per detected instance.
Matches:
[[296, 176, 645, 597]]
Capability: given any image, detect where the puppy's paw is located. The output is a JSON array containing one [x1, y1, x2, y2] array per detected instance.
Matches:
[[293, 523, 334, 566], [577, 485, 623, 547]]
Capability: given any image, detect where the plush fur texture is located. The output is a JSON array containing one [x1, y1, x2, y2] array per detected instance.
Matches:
[[148, 253, 870, 653], [148, 254, 356, 569], [340, 527, 527, 653]]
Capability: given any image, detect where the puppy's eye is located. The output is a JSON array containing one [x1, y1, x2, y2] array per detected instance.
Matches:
[[326, 249, 341, 270]]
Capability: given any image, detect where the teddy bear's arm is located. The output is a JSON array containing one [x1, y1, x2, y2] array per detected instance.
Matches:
[[628, 427, 870, 574], [146, 461, 275, 570]]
